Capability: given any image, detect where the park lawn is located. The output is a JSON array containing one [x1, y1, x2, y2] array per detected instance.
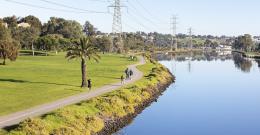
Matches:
[[0, 53, 135, 116]]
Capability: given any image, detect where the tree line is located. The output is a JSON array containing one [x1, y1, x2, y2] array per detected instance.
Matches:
[[234, 34, 260, 52]]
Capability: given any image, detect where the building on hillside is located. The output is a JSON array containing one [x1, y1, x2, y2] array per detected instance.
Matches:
[[1, 22, 8, 28], [216, 45, 232, 50], [17, 22, 31, 28], [253, 36, 260, 43]]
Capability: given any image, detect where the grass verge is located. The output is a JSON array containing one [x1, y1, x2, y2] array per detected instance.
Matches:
[[0, 53, 135, 116], [2, 59, 174, 135]]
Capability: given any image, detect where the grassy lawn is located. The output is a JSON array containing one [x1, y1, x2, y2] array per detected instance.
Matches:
[[3, 58, 174, 135], [0, 53, 135, 116]]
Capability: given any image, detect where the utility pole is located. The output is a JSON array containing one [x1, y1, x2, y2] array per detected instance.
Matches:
[[109, 0, 123, 52], [171, 15, 177, 51], [188, 27, 193, 50]]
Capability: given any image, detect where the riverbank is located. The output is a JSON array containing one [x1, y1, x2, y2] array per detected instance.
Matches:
[[0, 53, 136, 116], [233, 50, 260, 59], [1, 59, 174, 135]]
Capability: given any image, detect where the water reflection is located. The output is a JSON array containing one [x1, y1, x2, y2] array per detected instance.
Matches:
[[232, 53, 253, 73], [154, 51, 259, 73], [115, 50, 260, 135]]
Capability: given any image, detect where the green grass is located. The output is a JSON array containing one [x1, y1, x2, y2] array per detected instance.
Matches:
[[4, 59, 174, 135], [0, 53, 135, 116]]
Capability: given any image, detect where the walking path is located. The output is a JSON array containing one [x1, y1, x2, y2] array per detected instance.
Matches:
[[0, 57, 145, 128]]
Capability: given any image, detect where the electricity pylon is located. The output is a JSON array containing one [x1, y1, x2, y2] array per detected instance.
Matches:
[[108, 0, 124, 52], [111, 0, 122, 35], [188, 27, 193, 50], [171, 15, 177, 51]]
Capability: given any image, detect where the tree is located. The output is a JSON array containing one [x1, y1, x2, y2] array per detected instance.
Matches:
[[35, 34, 64, 54], [3, 16, 18, 28], [113, 37, 124, 53], [234, 34, 253, 52], [20, 15, 42, 33], [95, 36, 111, 54], [66, 37, 100, 88], [42, 17, 83, 39], [0, 23, 19, 65], [12, 27, 39, 55], [83, 21, 95, 36]]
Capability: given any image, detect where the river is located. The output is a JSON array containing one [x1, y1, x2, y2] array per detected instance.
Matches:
[[115, 51, 260, 135]]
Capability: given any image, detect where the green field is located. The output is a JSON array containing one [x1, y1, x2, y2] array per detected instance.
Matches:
[[0, 53, 135, 116]]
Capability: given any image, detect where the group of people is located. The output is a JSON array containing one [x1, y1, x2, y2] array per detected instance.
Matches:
[[121, 68, 134, 84]]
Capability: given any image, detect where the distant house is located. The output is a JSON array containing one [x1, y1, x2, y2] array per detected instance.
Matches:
[[17, 22, 31, 28], [1, 22, 8, 28], [253, 37, 260, 43], [216, 45, 232, 50]]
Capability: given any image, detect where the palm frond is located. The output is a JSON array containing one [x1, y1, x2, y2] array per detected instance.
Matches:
[[66, 36, 100, 62]]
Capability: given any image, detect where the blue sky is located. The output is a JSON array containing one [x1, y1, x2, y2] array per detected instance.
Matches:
[[0, 0, 259, 36]]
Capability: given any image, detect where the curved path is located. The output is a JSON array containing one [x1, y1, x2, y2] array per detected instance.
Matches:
[[0, 57, 145, 129]]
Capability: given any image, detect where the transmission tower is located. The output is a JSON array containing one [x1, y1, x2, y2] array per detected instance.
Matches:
[[188, 27, 193, 50], [108, 0, 125, 52], [110, 0, 122, 35], [171, 15, 178, 51]]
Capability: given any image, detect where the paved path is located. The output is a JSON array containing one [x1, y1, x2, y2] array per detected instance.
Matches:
[[0, 57, 145, 128]]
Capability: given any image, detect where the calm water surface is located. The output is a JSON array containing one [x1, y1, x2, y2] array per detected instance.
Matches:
[[115, 51, 260, 135]]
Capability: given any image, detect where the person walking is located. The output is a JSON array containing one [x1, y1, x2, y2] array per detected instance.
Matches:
[[87, 79, 92, 90], [121, 75, 125, 85], [129, 69, 133, 80], [125, 68, 129, 79], [130, 69, 133, 77]]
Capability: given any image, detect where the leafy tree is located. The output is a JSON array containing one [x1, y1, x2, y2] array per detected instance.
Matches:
[[83, 21, 96, 36], [66, 37, 100, 88], [204, 39, 213, 47], [95, 36, 112, 54], [7, 16, 41, 55], [113, 37, 124, 53], [12, 27, 39, 53], [35, 34, 64, 54], [0, 23, 19, 65], [3, 16, 18, 28], [20, 15, 42, 33], [234, 34, 253, 52], [42, 17, 83, 39]]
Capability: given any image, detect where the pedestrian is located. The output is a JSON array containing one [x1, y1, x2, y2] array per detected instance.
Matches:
[[129, 70, 133, 80], [87, 79, 92, 90], [121, 75, 125, 84], [125, 68, 129, 79], [130, 70, 133, 77]]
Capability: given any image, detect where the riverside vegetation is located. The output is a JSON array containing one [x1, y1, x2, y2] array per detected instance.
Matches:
[[0, 58, 174, 135], [0, 53, 135, 116]]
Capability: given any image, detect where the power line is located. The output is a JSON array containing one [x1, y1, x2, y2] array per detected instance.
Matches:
[[127, 1, 159, 29], [39, 0, 107, 13], [4, 0, 107, 14], [123, 21, 139, 32], [134, 0, 168, 24], [87, 0, 109, 2], [126, 12, 151, 31]]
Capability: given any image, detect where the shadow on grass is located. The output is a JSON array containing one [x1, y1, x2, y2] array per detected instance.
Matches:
[[0, 79, 28, 83], [0, 78, 79, 87]]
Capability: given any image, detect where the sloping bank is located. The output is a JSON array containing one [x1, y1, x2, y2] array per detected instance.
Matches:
[[1, 59, 174, 135]]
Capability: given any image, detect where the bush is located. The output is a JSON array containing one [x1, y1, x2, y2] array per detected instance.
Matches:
[[6, 59, 173, 135]]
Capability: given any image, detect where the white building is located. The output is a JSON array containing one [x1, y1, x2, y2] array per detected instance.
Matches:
[[1, 22, 8, 28], [216, 45, 232, 50], [17, 22, 31, 28], [253, 37, 260, 43]]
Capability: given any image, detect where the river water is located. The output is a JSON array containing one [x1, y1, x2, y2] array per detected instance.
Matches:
[[115, 51, 260, 135]]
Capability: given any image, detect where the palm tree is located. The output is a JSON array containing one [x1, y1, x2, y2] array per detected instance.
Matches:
[[66, 37, 100, 88]]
